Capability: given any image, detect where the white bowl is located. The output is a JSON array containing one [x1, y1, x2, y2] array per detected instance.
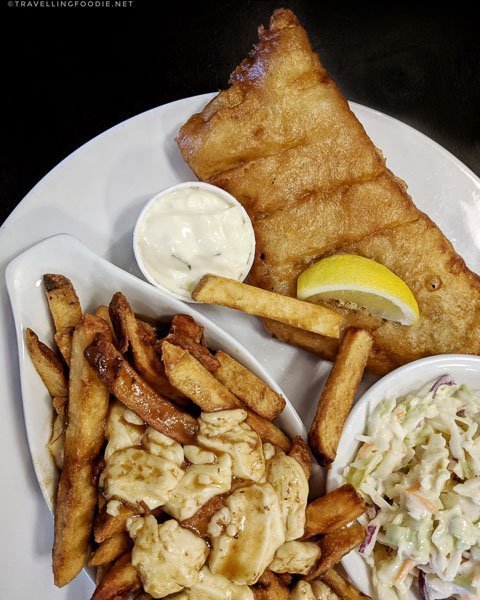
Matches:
[[327, 354, 480, 599], [133, 181, 256, 303]]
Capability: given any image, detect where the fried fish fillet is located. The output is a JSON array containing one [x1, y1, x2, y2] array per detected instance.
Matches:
[[177, 8, 480, 373]]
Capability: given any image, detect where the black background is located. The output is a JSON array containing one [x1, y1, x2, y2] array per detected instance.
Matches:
[[1, 0, 479, 226]]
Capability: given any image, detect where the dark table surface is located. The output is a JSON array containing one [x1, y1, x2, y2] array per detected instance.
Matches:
[[1, 1, 479, 227]]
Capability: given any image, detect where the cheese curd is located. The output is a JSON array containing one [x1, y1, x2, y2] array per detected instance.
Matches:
[[208, 483, 285, 585], [197, 409, 265, 481], [290, 581, 317, 600], [103, 447, 184, 510], [128, 516, 208, 598], [142, 427, 184, 467], [184, 445, 217, 465], [266, 449, 309, 540], [269, 540, 321, 575], [165, 453, 233, 521], [105, 401, 145, 460], [168, 566, 254, 599]]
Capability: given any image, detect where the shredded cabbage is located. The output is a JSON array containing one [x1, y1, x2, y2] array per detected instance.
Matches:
[[345, 376, 480, 599]]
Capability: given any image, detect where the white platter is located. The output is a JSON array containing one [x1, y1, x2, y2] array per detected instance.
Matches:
[[327, 354, 480, 599], [0, 93, 479, 597]]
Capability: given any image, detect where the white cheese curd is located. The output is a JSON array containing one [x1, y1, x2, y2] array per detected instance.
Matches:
[[142, 427, 184, 467], [128, 516, 208, 598], [269, 540, 320, 575], [165, 453, 233, 521], [208, 483, 285, 585], [266, 450, 309, 540], [168, 566, 254, 599], [104, 400, 146, 460], [290, 581, 317, 600], [103, 447, 184, 510], [197, 409, 265, 481], [183, 445, 217, 465], [134, 183, 255, 300]]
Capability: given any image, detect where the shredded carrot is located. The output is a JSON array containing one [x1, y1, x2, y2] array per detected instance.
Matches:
[[405, 483, 437, 513], [394, 558, 416, 583]]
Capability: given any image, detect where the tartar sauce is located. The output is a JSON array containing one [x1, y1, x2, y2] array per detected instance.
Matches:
[[134, 184, 255, 299]]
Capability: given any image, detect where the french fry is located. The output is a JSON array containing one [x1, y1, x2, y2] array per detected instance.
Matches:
[[48, 412, 65, 470], [162, 341, 290, 451], [305, 524, 365, 580], [192, 275, 341, 338], [85, 334, 198, 445], [180, 494, 225, 538], [213, 351, 285, 420], [320, 568, 371, 599], [95, 305, 116, 336], [54, 326, 74, 366], [309, 329, 373, 465], [304, 484, 366, 538], [288, 436, 311, 479], [53, 315, 112, 586], [25, 328, 68, 398], [91, 552, 141, 600], [43, 274, 82, 332], [109, 292, 188, 405], [160, 314, 219, 372], [88, 532, 131, 567], [244, 411, 291, 452], [162, 340, 239, 412], [252, 569, 291, 600], [94, 503, 138, 544], [52, 396, 67, 419]]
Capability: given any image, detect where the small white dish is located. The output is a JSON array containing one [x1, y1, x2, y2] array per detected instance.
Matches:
[[133, 181, 256, 302], [327, 354, 480, 599], [5, 233, 311, 517]]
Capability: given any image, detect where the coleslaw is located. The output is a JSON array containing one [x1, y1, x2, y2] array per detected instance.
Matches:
[[345, 375, 480, 600]]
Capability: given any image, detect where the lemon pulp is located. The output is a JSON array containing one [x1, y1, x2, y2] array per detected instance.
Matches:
[[297, 254, 419, 325]]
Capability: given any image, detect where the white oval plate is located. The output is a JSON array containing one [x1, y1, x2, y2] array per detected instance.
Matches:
[[327, 354, 480, 599], [5, 233, 317, 514], [0, 93, 479, 597]]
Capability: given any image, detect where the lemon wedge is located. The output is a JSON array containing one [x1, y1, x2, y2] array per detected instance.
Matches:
[[297, 254, 419, 325]]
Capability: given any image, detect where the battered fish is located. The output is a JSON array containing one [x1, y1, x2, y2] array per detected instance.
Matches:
[[177, 8, 480, 373]]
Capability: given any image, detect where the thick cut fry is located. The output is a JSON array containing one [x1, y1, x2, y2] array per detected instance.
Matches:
[[53, 463, 97, 586], [162, 341, 290, 450], [214, 351, 285, 420], [252, 569, 290, 599], [85, 334, 198, 445], [192, 275, 341, 338], [89, 532, 131, 567], [321, 569, 371, 599], [52, 396, 67, 418], [288, 436, 311, 479], [54, 326, 74, 366], [180, 494, 225, 538], [94, 503, 138, 543], [244, 411, 291, 452], [25, 328, 68, 398], [91, 553, 141, 600], [309, 329, 373, 465], [43, 274, 82, 332], [95, 305, 116, 335], [162, 340, 240, 411], [53, 315, 112, 586], [160, 314, 219, 372], [109, 292, 187, 404], [306, 524, 365, 580], [304, 484, 366, 538]]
